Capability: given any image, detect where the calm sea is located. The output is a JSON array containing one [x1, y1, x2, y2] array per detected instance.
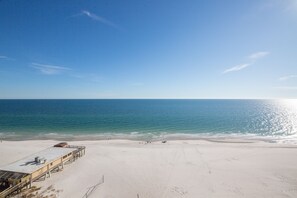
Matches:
[[0, 99, 296, 143]]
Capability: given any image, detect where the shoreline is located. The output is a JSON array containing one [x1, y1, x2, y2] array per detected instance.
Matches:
[[1, 133, 296, 145]]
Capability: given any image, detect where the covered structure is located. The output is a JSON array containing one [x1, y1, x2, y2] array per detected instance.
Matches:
[[0, 144, 85, 198]]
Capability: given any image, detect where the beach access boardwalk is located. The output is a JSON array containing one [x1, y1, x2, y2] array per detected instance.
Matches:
[[0, 143, 85, 198]]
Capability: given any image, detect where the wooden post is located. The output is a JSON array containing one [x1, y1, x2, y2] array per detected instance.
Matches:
[[60, 158, 64, 170], [30, 175, 32, 188], [47, 164, 51, 178]]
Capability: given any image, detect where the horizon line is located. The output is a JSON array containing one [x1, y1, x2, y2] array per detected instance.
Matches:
[[0, 98, 294, 100]]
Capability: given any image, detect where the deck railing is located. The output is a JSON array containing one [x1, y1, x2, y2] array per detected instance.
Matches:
[[0, 180, 29, 198]]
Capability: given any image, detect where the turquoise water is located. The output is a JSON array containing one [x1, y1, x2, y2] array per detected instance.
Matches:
[[0, 99, 297, 142]]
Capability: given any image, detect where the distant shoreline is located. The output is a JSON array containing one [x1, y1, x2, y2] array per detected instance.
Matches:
[[0, 133, 295, 144]]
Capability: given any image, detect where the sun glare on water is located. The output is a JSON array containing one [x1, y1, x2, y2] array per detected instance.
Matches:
[[280, 99, 297, 110], [274, 99, 297, 138]]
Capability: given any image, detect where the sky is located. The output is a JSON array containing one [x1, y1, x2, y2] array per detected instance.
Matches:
[[0, 0, 297, 99]]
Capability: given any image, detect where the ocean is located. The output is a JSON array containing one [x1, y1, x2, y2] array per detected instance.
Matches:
[[0, 99, 296, 143]]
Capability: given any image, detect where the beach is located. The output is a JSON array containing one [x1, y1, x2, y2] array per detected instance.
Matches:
[[1, 139, 297, 198], [1, 0, 296, 196]]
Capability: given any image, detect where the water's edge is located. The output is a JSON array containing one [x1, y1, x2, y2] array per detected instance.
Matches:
[[1, 132, 295, 144]]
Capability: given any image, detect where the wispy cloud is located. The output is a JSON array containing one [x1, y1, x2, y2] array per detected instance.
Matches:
[[223, 63, 251, 74], [79, 10, 122, 30], [0, 55, 14, 60], [263, 0, 297, 13], [249, 51, 270, 60], [30, 62, 104, 83], [279, 75, 297, 81], [222, 51, 269, 74], [0, 55, 8, 59], [31, 63, 71, 75]]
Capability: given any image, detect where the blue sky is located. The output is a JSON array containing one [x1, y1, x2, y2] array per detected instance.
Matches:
[[0, 0, 297, 99]]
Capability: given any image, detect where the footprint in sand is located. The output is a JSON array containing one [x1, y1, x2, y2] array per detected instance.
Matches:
[[171, 186, 188, 196]]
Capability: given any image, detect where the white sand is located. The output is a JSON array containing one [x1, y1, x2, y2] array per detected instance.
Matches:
[[1, 139, 297, 198]]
